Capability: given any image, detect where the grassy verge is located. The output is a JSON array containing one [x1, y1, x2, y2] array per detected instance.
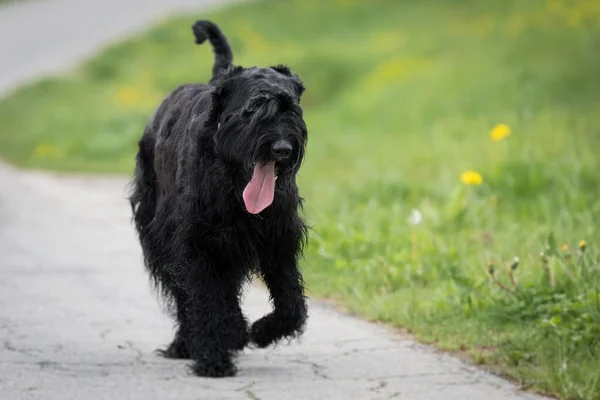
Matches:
[[0, 0, 31, 5], [1, 0, 600, 398]]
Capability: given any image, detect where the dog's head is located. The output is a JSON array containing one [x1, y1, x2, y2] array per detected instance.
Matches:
[[209, 65, 307, 214]]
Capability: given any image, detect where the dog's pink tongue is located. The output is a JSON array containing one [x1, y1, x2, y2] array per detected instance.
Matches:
[[243, 162, 276, 214]]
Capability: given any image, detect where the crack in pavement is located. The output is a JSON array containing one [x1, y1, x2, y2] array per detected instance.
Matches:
[[245, 390, 261, 400], [37, 360, 63, 370], [292, 359, 330, 380], [365, 372, 465, 381], [4, 360, 146, 368], [124, 340, 145, 364], [3, 340, 40, 359], [314, 345, 405, 360], [236, 381, 257, 392], [369, 379, 388, 393]]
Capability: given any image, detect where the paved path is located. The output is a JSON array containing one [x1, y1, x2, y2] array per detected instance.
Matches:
[[0, 0, 238, 97], [0, 1, 551, 399]]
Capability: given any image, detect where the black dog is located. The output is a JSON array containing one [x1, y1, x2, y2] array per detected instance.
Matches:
[[129, 20, 309, 377]]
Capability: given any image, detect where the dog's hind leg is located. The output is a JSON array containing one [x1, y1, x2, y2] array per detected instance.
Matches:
[[136, 228, 192, 359], [251, 256, 308, 348], [156, 284, 191, 359], [130, 133, 192, 359]]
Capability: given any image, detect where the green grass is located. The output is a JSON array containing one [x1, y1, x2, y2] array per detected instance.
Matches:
[[2, 0, 600, 398], [0, 0, 30, 4]]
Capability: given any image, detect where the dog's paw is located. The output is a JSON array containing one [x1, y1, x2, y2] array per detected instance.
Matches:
[[189, 359, 237, 378], [250, 314, 276, 348], [155, 337, 190, 359], [250, 312, 305, 348]]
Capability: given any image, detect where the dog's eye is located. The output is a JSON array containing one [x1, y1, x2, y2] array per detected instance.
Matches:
[[244, 97, 267, 116], [242, 108, 256, 118]]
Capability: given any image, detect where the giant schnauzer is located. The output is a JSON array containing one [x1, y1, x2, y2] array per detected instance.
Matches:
[[129, 20, 309, 377]]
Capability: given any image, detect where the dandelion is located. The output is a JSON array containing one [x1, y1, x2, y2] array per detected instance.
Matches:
[[487, 260, 516, 296], [407, 209, 422, 225], [487, 261, 495, 276], [577, 239, 587, 270], [408, 209, 422, 264], [490, 123, 511, 141], [115, 86, 141, 107], [510, 256, 520, 270], [561, 242, 569, 252], [509, 257, 519, 287], [540, 251, 555, 288], [461, 170, 483, 186], [361, 57, 431, 92], [33, 142, 56, 159]]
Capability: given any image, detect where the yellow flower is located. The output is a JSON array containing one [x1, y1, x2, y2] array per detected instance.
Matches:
[[33, 142, 56, 159], [579, 240, 587, 250], [561, 243, 569, 252], [361, 57, 431, 92], [461, 170, 483, 186], [115, 86, 141, 107], [490, 123, 511, 141]]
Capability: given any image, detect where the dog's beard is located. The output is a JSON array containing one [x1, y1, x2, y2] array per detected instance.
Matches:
[[217, 111, 305, 214], [242, 161, 276, 214]]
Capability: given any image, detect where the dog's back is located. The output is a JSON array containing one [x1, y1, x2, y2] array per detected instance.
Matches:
[[132, 20, 236, 207]]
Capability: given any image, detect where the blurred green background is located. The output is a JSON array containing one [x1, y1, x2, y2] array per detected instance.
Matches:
[[1, 0, 599, 398]]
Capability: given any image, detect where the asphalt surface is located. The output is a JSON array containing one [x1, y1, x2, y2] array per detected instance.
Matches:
[[0, 0, 552, 399]]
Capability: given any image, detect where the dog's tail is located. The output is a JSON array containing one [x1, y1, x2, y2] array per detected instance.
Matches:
[[192, 20, 233, 79]]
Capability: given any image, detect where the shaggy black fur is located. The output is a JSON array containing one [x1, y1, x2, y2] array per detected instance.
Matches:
[[129, 20, 309, 377]]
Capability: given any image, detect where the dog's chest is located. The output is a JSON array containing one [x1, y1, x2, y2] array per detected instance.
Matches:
[[205, 215, 271, 260]]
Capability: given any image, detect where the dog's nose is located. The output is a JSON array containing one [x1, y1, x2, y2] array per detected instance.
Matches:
[[271, 140, 293, 160]]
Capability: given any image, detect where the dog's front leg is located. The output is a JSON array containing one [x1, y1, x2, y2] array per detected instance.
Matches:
[[183, 258, 242, 378], [251, 257, 308, 348]]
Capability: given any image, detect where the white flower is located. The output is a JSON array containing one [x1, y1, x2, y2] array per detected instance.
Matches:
[[408, 209, 422, 225]]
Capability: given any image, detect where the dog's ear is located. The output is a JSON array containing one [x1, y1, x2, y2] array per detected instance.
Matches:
[[209, 81, 237, 128], [207, 67, 245, 126], [271, 64, 305, 101], [271, 64, 292, 76], [290, 76, 305, 100]]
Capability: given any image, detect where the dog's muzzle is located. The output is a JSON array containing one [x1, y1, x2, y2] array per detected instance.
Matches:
[[271, 139, 293, 161]]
